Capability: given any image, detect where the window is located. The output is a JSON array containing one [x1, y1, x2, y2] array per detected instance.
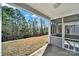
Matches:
[[64, 14, 79, 52], [51, 18, 62, 37]]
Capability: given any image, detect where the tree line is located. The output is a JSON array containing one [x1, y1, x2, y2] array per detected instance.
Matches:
[[2, 6, 48, 42]]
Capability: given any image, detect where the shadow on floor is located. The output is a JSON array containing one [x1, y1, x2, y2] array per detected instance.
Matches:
[[43, 44, 79, 56]]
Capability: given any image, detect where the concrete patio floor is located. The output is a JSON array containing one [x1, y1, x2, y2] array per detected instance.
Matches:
[[43, 44, 79, 56]]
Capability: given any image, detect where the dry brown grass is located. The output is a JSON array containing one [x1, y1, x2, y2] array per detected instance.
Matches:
[[2, 35, 48, 56]]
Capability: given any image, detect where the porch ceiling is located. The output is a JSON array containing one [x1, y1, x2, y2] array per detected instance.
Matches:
[[12, 3, 79, 20]]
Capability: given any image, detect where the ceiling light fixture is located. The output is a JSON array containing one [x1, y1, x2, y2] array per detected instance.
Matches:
[[53, 3, 61, 8]]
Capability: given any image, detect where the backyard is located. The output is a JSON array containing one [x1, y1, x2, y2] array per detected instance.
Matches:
[[2, 35, 48, 56], [2, 4, 48, 56]]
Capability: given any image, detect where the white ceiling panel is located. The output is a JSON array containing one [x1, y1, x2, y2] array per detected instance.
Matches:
[[26, 3, 79, 19]]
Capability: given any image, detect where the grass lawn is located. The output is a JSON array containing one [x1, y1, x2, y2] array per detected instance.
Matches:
[[2, 35, 48, 56]]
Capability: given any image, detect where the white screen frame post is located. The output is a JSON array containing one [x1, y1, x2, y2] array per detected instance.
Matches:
[[62, 17, 65, 48], [48, 19, 51, 44]]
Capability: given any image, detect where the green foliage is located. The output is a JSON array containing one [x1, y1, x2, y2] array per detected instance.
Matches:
[[2, 6, 48, 42]]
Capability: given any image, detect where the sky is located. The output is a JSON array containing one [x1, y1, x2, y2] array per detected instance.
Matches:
[[2, 3, 48, 27], [18, 8, 48, 27]]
